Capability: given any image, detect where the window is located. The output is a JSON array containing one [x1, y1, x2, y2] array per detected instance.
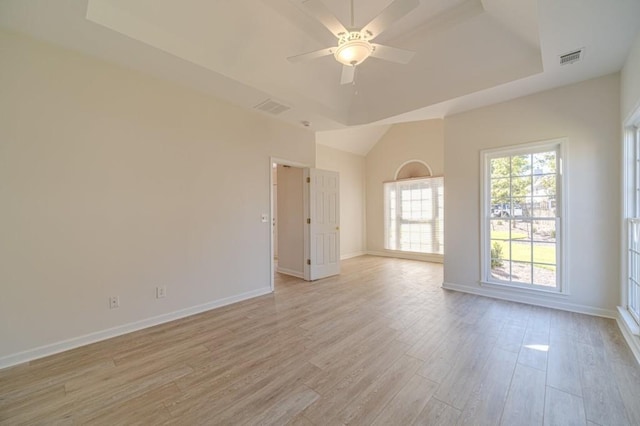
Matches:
[[481, 140, 565, 292], [384, 177, 444, 255], [625, 123, 640, 326], [628, 219, 640, 324]]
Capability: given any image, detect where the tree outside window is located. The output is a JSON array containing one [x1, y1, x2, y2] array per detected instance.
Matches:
[[484, 143, 563, 290]]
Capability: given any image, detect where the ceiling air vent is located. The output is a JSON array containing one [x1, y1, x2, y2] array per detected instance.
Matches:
[[253, 99, 291, 115], [559, 49, 583, 66]]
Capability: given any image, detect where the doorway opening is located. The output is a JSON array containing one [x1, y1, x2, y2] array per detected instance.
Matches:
[[270, 158, 309, 291]]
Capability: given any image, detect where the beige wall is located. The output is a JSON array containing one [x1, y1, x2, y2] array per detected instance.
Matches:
[[316, 144, 366, 259], [276, 165, 304, 276], [0, 31, 315, 365], [622, 31, 640, 121], [365, 120, 444, 259], [443, 74, 621, 315]]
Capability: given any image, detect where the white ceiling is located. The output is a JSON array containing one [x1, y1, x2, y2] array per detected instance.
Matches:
[[1, 0, 639, 155]]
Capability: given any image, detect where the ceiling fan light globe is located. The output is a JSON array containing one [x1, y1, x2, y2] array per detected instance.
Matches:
[[334, 40, 372, 66]]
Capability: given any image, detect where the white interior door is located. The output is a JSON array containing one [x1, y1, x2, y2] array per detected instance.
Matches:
[[304, 168, 340, 280]]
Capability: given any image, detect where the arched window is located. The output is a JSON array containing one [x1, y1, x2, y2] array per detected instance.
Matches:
[[395, 160, 433, 180], [384, 161, 444, 255]]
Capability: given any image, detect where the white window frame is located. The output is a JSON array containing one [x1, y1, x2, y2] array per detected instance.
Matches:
[[384, 176, 444, 256], [480, 138, 568, 294], [623, 116, 640, 328]]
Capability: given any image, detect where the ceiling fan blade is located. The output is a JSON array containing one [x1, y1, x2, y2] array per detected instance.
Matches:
[[370, 43, 415, 64], [298, 0, 348, 38], [340, 65, 355, 85], [287, 47, 334, 63], [361, 0, 420, 40]]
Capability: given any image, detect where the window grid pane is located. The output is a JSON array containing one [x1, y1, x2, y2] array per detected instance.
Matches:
[[487, 147, 559, 288], [384, 177, 444, 255], [628, 219, 640, 323]]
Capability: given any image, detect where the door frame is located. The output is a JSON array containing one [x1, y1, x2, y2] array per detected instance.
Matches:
[[269, 157, 310, 291]]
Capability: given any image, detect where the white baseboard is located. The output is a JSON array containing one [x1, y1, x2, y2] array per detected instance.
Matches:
[[0, 287, 273, 370], [276, 267, 304, 279], [367, 250, 444, 264], [442, 281, 617, 318], [341, 251, 366, 260], [616, 306, 640, 365]]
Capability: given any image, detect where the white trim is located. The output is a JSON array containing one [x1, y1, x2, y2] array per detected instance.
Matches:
[[341, 251, 366, 260], [616, 306, 640, 365], [276, 267, 305, 279], [269, 157, 311, 291], [442, 281, 616, 318], [621, 127, 633, 312], [303, 168, 310, 281], [367, 250, 443, 264], [479, 138, 567, 294], [480, 280, 571, 297], [0, 287, 272, 370], [621, 109, 640, 330], [393, 159, 433, 180]]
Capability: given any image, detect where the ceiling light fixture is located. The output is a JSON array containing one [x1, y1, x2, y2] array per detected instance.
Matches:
[[287, 0, 418, 85], [334, 32, 374, 66]]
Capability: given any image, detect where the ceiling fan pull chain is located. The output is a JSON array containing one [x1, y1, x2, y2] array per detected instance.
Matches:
[[353, 66, 358, 95]]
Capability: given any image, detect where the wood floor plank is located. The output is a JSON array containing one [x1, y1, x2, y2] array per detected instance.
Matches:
[[518, 329, 549, 371], [412, 397, 461, 425], [610, 361, 640, 425], [597, 319, 639, 367], [500, 364, 546, 426], [303, 330, 408, 396], [457, 348, 518, 425], [370, 373, 438, 426], [76, 382, 180, 425], [164, 348, 317, 419], [526, 305, 552, 334], [237, 384, 319, 426], [495, 323, 526, 353], [406, 316, 462, 361], [577, 342, 631, 426], [543, 386, 586, 426], [547, 334, 583, 397], [285, 414, 315, 426], [301, 341, 411, 423], [413, 322, 476, 383], [432, 331, 497, 409], [308, 319, 397, 370], [333, 354, 422, 425], [0, 256, 637, 425]]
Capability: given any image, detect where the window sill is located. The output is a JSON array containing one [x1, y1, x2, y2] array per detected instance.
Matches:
[[480, 280, 568, 297], [617, 306, 640, 336], [373, 250, 443, 263]]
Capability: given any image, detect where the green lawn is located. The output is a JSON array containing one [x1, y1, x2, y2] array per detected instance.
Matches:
[[491, 234, 556, 268], [491, 230, 527, 240]]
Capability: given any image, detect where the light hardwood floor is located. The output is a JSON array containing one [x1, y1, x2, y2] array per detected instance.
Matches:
[[1, 256, 639, 425]]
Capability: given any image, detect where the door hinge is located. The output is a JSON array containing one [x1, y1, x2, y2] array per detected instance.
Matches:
[[306, 177, 310, 183], [307, 218, 311, 224], [307, 259, 311, 265]]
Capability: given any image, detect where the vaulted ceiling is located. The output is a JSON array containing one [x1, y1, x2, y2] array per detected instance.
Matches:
[[1, 0, 639, 149]]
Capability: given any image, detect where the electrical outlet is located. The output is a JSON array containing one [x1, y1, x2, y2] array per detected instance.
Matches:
[[109, 296, 119, 309], [156, 286, 167, 299]]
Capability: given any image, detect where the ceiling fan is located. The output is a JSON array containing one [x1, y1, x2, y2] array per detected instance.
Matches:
[[287, 0, 419, 85]]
